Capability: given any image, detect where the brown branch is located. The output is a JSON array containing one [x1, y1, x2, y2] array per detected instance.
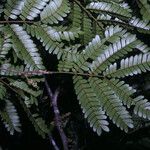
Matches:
[[0, 20, 36, 24], [45, 78, 69, 150], [0, 68, 104, 78], [98, 19, 134, 30]]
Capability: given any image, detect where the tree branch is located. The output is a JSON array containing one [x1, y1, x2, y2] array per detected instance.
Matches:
[[45, 77, 69, 150], [48, 133, 60, 150], [0, 20, 35, 24], [0, 68, 104, 78]]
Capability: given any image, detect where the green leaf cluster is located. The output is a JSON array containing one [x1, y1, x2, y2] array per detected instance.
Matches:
[[0, 0, 150, 137]]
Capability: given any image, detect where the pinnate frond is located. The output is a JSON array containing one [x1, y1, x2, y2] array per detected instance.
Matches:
[[73, 76, 109, 135], [6, 24, 44, 71], [137, 0, 150, 21], [0, 33, 12, 59], [104, 54, 150, 78], [40, 0, 70, 24], [88, 77, 134, 132], [0, 100, 21, 135], [86, 1, 132, 19], [103, 78, 136, 108]]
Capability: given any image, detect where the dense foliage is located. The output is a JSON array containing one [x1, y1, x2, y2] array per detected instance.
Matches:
[[0, 0, 150, 149]]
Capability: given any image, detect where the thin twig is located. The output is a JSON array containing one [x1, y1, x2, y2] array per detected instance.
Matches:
[[74, 0, 104, 30], [0, 68, 104, 78], [52, 89, 69, 150], [0, 20, 35, 24], [98, 19, 134, 30], [0, 78, 18, 93], [45, 77, 69, 150], [48, 133, 60, 150]]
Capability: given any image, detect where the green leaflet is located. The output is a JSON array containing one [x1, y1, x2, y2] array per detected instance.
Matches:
[[40, 0, 70, 24], [7, 24, 44, 71], [0, 83, 6, 99], [5, 0, 51, 20], [58, 44, 81, 71], [4, 0, 71, 23], [97, 15, 150, 34], [71, 1, 103, 44], [89, 0, 123, 3], [25, 24, 82, 59], [0, 33, 12, 59], [88, 77, 134, 132], [73, 76, 109, 135], [0, 63, 25, 76], [137, 0, 150, 21], [19, 98, 49, 138], [24, 95, 38, 108], [26, 24, 64, 56], [103, 78, 150, 119], [73, 26, 127, 72], [89, 34, 138, 74], [134, 96, 150, 119], [72, 26, 149, 74], [86, 1, 132, 19], [35, 24, 81, 42], [10, 80, 42, 97], [103, 78, 136, 108], [82, 12, 94, 44], [4, 0, 25, 19], [20, 0, 50, 20], [129, 17, 150, 34], [32, 113, 49, 138], [0, 100, 21, 135], [104, 54, 150, 78], [71, 2, 82, 28]]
